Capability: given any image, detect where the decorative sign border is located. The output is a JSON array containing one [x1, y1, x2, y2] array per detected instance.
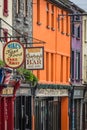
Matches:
[[25, 47, 44, 70], [3, 40, 25, 68], [36, 89, 68, 97]]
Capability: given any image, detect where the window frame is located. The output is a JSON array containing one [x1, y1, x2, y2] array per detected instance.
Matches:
[[75, 51, 80, 80], [24, 0, 28, 17], [17, 0, 20, 14], [71, 51, 74, 80], [46, 3, 50, 28], [76, 25, 80, 39], [3, 0, 8, 16]]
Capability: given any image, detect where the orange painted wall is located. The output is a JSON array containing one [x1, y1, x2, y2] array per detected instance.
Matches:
[[61, 97, 69, 130], [33, 0, 71, 85], [33, 1, 70, 130]]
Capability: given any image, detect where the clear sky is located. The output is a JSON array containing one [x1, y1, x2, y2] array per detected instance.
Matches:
[[70, 0, 87, 12]]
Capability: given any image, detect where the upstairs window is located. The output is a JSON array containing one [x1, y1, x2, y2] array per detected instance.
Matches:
[[75, 14, 80, 21], [66, 57, 69, 82], [60, 55, 63, 82], [71, 16, 75, 35], [84, 20, 87, 41], [72, 23, 75, 35], [3, 0, 8, 16], [46, 52, 49, 81], [37, 0, 41, 24], [46, 3, 50, 28], [84, 55, 87, 81], [76, 25, 80, 39], [17, 0, 20, 14], [51, 5, 55, 30], [76, 52, 80, 80], [61, 10, 64, 33], [71, 51, 74, 79], [51, 53, 53, 82], [66, 13, 69, 35], [24, 0, 28, 17]]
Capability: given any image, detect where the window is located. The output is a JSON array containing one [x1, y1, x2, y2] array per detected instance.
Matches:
[[84, 20, 87, 41], [76, 26, 80, 38], [46, 52, 49, 81], [58, 10, 60, 31], [51, 5, 55, 30], [72, 23, 75, 35], [17, 0, 20, 14], [75, 14, 80, 21], [37, 0, 41, 24], [60, 55, 63, 82], [61, 10, 64, 33], [66, 57, 68, 82], [51, 53, 53, 82], [71, 16, 75, 35], [46, 3, 50, 28], [71, 51, 74, 79], [3, 29, 8, 42], [84, 55, 87, 81], [66, 12, 69, 35], [76, 52, 80, 80], [24, 0, 28, 17], [3, 0, 8, 16]]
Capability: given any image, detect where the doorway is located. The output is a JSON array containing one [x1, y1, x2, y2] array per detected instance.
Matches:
[[14, 96, 31, 130]]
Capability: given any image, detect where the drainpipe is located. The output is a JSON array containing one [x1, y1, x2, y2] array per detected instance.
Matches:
[[80, 99, 83, 130], [72, 96, 75, 130]]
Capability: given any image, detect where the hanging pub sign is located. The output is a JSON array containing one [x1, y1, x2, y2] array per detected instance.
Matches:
[[3, 40, 25, 68], [26, 47, 44, 70]]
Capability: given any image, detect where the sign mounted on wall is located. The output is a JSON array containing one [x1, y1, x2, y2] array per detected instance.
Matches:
[[3, 40, 25, 68], [26, 47, 44, 70]]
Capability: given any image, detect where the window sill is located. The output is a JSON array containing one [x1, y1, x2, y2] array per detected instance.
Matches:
[[51, 27, 55, 31], [72, 35, 75, 38], [71, 78, 74, 82], [66, 33, 70, 36], [37, 22, 42, 25], [16, 14, 21, 22], [84, 40, 87, 43], [61, 32, 65, 35], [46, 26, 51, 29], [75, 79, 80, 82], [3, 12, 8, 17], [24, 17, 29, 25], [76, 37, 80, 40]]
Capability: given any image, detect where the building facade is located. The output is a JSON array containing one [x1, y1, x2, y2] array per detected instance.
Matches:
[[0, 1, 13, 130], [33, 0, 72, 130], [12, 0, 33, 130], [70, 1, 85, 130], [0, 0, 12, 59], [82, 14, 87, 130]]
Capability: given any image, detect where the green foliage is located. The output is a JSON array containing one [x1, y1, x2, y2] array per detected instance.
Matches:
[[16, 67, 38, 84], [0, 60, 5, 67]]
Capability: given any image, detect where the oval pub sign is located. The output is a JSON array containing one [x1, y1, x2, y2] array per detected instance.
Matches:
[[3, 40, 25, 68]]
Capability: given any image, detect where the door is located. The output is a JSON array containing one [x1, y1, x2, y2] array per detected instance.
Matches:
[[48, 99, 61, 130], [14, 96, 31, 130], [84, 103, 87, 130], [35, 97, 61, 130]]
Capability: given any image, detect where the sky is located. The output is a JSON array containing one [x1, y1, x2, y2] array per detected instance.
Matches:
[[70, 0, 87, 12]]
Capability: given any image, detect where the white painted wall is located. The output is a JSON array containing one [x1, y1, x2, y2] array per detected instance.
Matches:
[[82, 16, 87, 84], [0, 0, 12, 59]]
